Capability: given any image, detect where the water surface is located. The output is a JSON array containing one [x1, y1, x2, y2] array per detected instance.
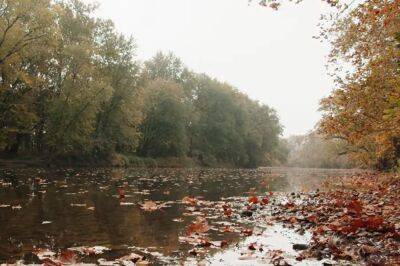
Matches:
[[0, 167, 361, 264]]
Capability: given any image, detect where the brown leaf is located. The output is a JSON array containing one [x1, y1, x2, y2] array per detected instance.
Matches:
[[241, 228, 253, 236], [182, 196, 197, 205], [345, 200, 363, 215], [59, 250, 77, 264], [186, 217, 209, 235], [139, 200, 165, 211]]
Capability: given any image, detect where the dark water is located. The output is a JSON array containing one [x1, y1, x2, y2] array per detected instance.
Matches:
[[0, 167, 360, 264]]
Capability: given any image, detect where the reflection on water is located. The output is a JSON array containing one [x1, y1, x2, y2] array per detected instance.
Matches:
[[0, 167, 361, 264]]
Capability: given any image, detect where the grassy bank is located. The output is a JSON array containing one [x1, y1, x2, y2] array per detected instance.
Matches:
[[0, 154, 210, 168]]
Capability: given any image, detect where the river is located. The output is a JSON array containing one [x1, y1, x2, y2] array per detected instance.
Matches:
[[0, 167, 363, 265]]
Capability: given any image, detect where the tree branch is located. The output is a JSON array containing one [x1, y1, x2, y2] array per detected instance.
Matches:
[[0, 33, 46, 65], [0, 15, 22, 48]]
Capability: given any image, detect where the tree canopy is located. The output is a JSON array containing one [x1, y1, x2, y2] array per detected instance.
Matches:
[[0, 0, 284, 168], [318, 0, 400, 170]]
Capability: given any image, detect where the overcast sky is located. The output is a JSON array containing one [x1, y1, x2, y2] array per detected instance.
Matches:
[[86, 0, 334, 137]]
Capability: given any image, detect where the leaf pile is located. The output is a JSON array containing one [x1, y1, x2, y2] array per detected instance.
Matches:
[[270, 174, 400, 264]]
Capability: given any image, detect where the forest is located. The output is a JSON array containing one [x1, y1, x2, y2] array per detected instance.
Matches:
[[0, 0, 285, 168], [1, 0, 399, 171]]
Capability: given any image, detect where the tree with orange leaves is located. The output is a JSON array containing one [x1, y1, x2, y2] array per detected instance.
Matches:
[[319, 0, 400, 169]]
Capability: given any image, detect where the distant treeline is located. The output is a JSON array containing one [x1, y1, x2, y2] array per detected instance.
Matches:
[[286, 132, 357, 169], [0, 0, 285, 167]]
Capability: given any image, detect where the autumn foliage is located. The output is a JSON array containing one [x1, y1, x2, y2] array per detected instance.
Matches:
[[319, 0, 400, 169]]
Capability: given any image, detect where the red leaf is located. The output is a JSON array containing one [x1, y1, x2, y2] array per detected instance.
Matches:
[[248, 196, 258, 204], [241, 228, 253, 236], [307, 215, 317, 223], [59, 250, 77, 264], [261, 197, 269, 205], [364, 216, 384, 230], [248, 243, 256, 250], [345, 200, 363, 215], [220, 240, 228, 248], [223, 208, 232, 217], [41, 258, 61, 266], [350, 218, 364, 229], [118, 188, 125, 199]]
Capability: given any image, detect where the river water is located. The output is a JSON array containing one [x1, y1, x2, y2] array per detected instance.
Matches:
[[0, 167, 362, 265]]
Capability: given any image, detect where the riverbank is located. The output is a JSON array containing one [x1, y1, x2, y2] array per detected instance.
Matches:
[[0, 154, 244, 169], [0, 156, 198, 168], [243, 172, 400, 265]]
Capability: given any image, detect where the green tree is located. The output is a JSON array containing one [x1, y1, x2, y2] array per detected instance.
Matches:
[[138, 79, 189, 158], [0, 0, 54, 154], [92, 21, 143, 158]]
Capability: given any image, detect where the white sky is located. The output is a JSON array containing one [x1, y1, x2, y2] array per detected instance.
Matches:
[[86, 0, 335, 137]]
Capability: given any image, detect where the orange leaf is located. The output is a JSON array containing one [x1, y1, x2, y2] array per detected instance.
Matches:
[[248, 196, 258, 204], [186, 217, 209, 235]]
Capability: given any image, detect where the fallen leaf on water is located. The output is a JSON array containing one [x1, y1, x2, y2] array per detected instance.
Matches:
[[261, 197, 269, 205], [33, 249, 56, 261], [248, 196, 258, 204], [179, 235, 208, 245], [139, 200, 168, 211], [117, 188, 125, 199], [40, 258, 62, 266], [186, 217, 210, 235], [182, 196, 197, 205], [223, 208, 232, 217], [117, 252, 147, 265], [59, 250, 77, 264], [248, 243, 257, 250], [241, 228, 253, 236]]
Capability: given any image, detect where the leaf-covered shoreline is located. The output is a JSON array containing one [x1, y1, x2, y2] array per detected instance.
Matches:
[[264, 173, 400, 265]]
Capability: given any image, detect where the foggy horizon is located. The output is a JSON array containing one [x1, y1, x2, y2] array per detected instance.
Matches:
[[85, 0, 334, 137]]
